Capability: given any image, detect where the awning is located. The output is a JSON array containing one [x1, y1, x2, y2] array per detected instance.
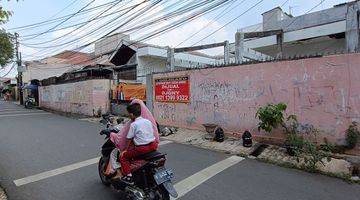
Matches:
[[22, 84, 38, 90], [110, 44, 136, 66], [1, 89, 11, 94]]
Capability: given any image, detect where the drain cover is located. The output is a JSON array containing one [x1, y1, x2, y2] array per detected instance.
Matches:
[[250, 144, 269, 157]]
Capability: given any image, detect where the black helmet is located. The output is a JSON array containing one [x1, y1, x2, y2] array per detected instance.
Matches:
[[242, 130, 252, 147], [214, 127, 224, 142]]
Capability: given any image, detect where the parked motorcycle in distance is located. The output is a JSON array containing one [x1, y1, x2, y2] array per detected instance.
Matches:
[[24, 96, 36, 109], [22, 83, 38, 109], [98, 115, 178, 200]]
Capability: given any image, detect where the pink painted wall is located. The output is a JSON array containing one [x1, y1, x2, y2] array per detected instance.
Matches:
[[39, 79, 111, 116], [153, 53, 360, 145]]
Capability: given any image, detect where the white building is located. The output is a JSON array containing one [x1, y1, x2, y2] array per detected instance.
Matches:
[[232, 1, 360, 58], [94, 33, 223, 83]]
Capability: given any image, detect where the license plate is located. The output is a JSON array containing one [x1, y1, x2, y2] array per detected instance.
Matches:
[[154, 168, 174, 185]]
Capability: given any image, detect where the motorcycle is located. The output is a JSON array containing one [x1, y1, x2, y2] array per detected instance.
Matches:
[[24, 97, 36, 109], [98, 115, 178, 200]]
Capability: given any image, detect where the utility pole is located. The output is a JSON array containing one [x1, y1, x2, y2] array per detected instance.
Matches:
[[166, 47, 175, 72], [276, 31, 284, 59], [224, 40, 230, 65], [235, 31, 244, 64], [345, 3, 360, 53], [15, 32, 23, 105]]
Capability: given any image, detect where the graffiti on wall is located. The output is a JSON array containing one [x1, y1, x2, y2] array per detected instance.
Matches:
[[39, 79, 110, 116], [153, 53, 360, 144]]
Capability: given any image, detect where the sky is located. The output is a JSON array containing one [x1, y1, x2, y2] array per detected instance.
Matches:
[[0, 0, 352, 77]]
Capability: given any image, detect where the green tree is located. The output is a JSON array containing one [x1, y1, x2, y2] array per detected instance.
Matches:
[[0, 6, 12, 24], [0, 8, 12, 24], [0, 0, 17, 68], [0, 30, 14, 67]]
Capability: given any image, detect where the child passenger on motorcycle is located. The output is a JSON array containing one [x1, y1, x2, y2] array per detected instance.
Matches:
[[119, 103, 158, 184]]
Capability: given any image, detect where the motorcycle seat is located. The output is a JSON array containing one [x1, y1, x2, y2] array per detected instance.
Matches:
[[129, 160, 147, 172], [102, 113, 114, 120], [136, 151, 165, 161]]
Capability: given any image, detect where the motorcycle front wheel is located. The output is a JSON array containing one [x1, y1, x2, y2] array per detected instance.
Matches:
[[98, 157, 111, 186]]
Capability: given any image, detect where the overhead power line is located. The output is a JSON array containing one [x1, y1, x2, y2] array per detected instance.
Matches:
[[91, 0, 232, 62], [22, 0, 124, 45], [192, 0, 265, 46], [22, 0, 96, 41], [285, 0, 326, 29], [119, 0, 218, 35], [19, 1, 145, 39], [137, 0, 233, 43], [23, 0, 158, 58], [24, 0, 207, 58], [176, 0, 246, 47], [0, 63, 16, 78], [135, 0, 264, 74], [49, 0, 82, 19], [24, 0, 233, 71], [8, 0, 121, 31], [140, 0, 326, 74]]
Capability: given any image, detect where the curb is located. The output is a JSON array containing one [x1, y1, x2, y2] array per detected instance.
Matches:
[[162, 128, 360, 183]]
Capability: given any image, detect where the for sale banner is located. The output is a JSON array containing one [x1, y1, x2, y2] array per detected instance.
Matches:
[[112, 83, 146, 101], [154, 76, 190, 103]]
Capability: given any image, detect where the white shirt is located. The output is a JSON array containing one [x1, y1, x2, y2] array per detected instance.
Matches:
[[127, 117, 155, 145]]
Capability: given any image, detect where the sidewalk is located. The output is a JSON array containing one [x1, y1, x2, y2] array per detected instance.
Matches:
[[12, 101, 20, 106], [162, 128, 255, 156], [72, 115, 359, 183], [162, 127, 359, 183]]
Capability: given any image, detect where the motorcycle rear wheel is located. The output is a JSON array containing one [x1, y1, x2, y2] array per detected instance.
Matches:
[[154, 185, 170, 200], [98, 157, 111, 186]]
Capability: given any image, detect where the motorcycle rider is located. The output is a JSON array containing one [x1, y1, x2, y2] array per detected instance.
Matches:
[[119, 103, 158, 185], [107, 99, 160, 182]]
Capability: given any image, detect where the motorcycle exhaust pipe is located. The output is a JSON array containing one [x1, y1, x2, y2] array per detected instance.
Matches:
[[125, 186, 146, 200]]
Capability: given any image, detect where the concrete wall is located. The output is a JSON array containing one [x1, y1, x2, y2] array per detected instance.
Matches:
[[39, 79, 111, 116], [111, 103, 128, 116], [256, 37, 346, 58], [152, 53, 360, 145], [265, 4, 347, 32], [262, 7, 291, 31]]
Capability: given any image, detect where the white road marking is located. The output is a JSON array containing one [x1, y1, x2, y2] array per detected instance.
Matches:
[[172, 156, 244, 200], [158, 140, 173, 146], [158, 140, 173, 145], [0, 113, 50, 118], [0, 109, 26, 112], [13, 140, 173, 186], [0, 110, 44, 115], [14, 157, 101, 187]]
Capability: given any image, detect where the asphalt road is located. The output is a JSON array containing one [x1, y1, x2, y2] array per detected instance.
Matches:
[[0, 100, 359, 200]]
